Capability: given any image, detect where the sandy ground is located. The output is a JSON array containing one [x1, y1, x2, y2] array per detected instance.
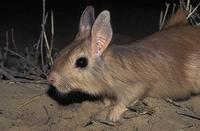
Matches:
[[0, 81, 200, 131]]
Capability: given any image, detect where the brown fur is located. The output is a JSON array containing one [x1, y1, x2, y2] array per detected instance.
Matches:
[[47, 6, 200, 122], [106, 25, 200, 99]]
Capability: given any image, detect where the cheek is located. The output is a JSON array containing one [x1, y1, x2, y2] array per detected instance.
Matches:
[[55, 85, 68, 93], [69, 70, 94, 87]]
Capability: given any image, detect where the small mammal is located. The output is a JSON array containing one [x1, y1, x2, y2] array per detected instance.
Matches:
[[47, 6, 200, 122]]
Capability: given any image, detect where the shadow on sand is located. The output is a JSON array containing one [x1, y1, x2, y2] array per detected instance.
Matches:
[[47, 85, 102, 105]]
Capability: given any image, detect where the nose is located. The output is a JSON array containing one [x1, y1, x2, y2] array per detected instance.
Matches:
[[47, 71, 58, 84]]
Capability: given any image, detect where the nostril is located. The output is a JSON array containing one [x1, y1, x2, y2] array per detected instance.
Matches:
[[47, 72, 57, 84], [48, 76, 55, 83]]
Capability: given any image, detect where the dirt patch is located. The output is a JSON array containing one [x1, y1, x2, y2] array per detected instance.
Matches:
[[0, 81, 200, 131]]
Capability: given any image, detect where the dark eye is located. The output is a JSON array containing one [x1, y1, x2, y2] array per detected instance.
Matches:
[[75, 57, 88, 68]]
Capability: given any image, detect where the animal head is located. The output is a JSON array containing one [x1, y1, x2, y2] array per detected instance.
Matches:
[[47, 6, 113, 95]]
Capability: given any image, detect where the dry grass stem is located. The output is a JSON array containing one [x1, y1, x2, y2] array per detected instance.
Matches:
[[11, 28, 18, 53], [187, 2, 200, 19], [0, 0, 55, 82], [4, 31, 9, 63], [177, 112, 200, 121], [172, 3, 177, 16], [16, 93, 45, 110], [4, 79, 48, 84], [50, 10, 54, 52], [186, 0, 190, 10], [0, 66, 17, 80], [0, 47, 2, 62], [159, 3, 170, 30], [44, 31, 53, 65], [3, 47, 44, 75], [43, 105, 51, 125]]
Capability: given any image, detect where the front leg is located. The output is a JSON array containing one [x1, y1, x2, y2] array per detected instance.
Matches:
[[108, 84, 147, 122], [108, 101, 127, 122], [103, 97, 112, 107]]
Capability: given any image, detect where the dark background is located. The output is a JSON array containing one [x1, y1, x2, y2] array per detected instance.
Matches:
[[0, 0, 178, 12], [0, 0, 197, 50]]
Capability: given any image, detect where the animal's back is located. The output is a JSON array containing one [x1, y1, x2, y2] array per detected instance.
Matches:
[[107, 25, 200, 100]]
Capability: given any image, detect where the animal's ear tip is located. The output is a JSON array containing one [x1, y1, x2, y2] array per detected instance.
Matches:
[[85, 5, 95, 12], [96, 10, 111, 22], [86, 5, 94, 9], [101, 10, 111, 16]]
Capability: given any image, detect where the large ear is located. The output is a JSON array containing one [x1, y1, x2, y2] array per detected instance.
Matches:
[[91, 10, 113, 57], [79, 6, 95, 33]]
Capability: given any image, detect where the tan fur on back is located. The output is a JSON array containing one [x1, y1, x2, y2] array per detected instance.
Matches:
[[102, 25, 200, 101]]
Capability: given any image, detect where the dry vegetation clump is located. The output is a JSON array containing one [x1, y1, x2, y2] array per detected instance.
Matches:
[[159, 0, 200, 30], [0, 0, 56, 84]]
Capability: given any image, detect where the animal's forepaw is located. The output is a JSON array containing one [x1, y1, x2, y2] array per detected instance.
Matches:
[[108, 110, 121, 122], [108, 104, 127, 122]]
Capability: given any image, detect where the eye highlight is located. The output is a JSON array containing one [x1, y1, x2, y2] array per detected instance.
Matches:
[[75, 57, 88, 68]]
